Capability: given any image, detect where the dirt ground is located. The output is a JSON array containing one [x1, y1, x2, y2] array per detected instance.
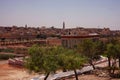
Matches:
[[65, 74, 120, 80], [0, 61, 37, 80], [0, 60, 120, 80]]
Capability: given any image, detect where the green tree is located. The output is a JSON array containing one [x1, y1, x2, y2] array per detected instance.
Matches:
[[58, 49, 87, 80], [25, 45, 87, 80], [53, 46, 68, 72], [25, 45, 59, 80], [42, 46, 60, 79], [67, 53, 86, 80], [25, 45, 44, 72], [77, 39, 102, 69], [115, 43, 120, 68], [105, 43, 120, 74]]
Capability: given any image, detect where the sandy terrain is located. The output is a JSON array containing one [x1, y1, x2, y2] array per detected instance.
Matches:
[[0, 61, 36, 80], [0, 60, 120, 80]]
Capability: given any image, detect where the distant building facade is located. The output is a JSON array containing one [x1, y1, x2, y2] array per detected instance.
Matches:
[[61, 34, 100, 48], [46, 37, 61, 46]]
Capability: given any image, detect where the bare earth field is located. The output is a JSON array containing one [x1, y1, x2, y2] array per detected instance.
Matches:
[[0, 60, 120, 80], [0, 61, 36, 80]]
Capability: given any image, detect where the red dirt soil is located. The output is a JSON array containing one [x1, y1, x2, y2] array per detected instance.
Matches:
[[0, 63, 35, 80], [0, 61, 119, 80]]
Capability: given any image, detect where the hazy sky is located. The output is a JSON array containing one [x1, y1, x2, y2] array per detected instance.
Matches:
[[0, 0, 120, 30]]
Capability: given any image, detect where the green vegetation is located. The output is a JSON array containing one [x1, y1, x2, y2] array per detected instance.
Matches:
[[0, 48, 15, 60], [25, 37, 120, 79], [76, 39, 104, 69], [0, 54, 15, 60], [0, 48, 14, 53], [105, 38, 120, 76], [25, 45, 86, 80], [76, 38, 120, 77]]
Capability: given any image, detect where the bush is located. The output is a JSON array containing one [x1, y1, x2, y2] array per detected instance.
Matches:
[[0, 48, 14, 53], [0, 54, 15, 60]]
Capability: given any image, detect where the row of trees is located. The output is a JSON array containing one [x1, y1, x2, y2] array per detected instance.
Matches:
[[105, 38, 120, 75], [77, 38, 120, 76], [25, 45, 87, 80], [25, 37, 120, 79]]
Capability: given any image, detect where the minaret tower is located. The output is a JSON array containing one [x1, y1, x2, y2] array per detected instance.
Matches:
[[63, 21, 65, 29]]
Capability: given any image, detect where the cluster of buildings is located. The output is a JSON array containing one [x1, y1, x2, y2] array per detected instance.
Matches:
[[0, 22, 120, 48]]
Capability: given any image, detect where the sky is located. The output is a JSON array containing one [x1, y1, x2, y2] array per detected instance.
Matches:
[[0, 0, 120, 30]]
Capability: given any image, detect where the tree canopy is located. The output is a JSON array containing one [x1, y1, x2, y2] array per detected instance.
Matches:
[[25, 45, 87, 80], [77, 39, 104, 69]]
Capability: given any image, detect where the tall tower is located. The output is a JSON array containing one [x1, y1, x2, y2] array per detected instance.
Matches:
[[25, 24, 27, 28], [63, 21, 65, 29]]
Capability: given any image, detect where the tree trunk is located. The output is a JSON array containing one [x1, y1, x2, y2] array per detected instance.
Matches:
[[44, 72, 50, 80], [112, 58, 117, 75], [119, 57, 120, 68], [108, 57, 111, 74], [63, 68, 67, 72], [74, 69, 78, 80], [108, 57, 111, 67], [89, 60, 95, 69]]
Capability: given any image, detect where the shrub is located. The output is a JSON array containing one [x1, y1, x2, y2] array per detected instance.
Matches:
[[0, 54, 15, 60], [0, 48, 14, 53]]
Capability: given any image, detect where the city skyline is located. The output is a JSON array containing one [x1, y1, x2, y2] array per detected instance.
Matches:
[[0, 0, 120, 30]]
